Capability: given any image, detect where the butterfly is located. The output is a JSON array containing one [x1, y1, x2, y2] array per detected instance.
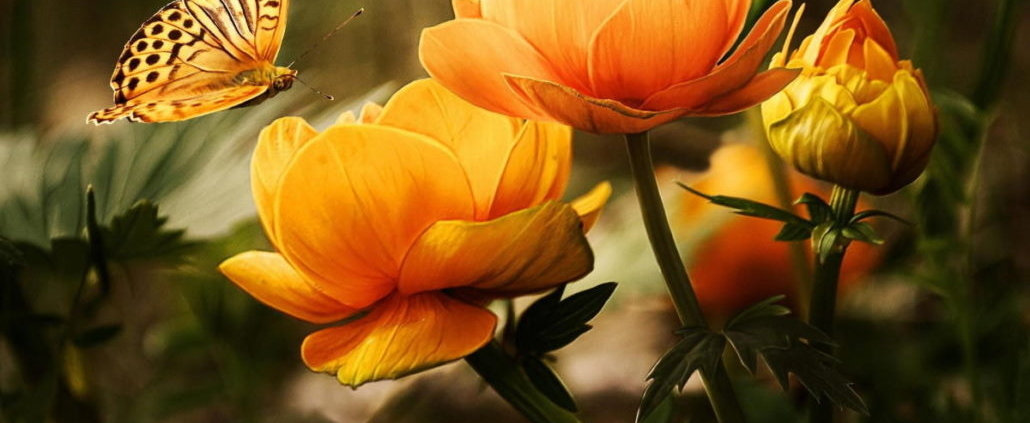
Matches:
[[87, 0, 295, 124]]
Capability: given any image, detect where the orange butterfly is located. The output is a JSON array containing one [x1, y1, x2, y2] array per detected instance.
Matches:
[[87, 0, 295, 124]]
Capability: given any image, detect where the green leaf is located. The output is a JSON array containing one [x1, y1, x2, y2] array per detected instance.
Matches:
[[724, 311, 867, 415], [72, 324, 122, 348], [102, 200, 195, 261], [850, 209, 911, 226], [841, 222, 884, 245], [811, 223, 839, 264], [516, 282, 617, 355], [725, 295, 791, 329], [678, 183, 813, 227], [638, 328, 726, 422], [775, 222, 813, 241], [796, 193, 833, 224], [522, 356, 578, 412]]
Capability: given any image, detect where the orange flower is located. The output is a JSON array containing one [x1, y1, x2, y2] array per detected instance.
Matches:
[[219, 79, 611, 386], [420, 0, 800, 134], [761, 0, 937, 194], [675, 144, 880, 320]]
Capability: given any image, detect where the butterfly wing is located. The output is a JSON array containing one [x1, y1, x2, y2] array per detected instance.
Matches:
[[89, 0, 290, 124], [88, 85, 267, 124]]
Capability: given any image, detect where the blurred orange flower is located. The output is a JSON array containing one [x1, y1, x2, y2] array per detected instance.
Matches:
[[420, 0, 800, 134], [219, 79, 611, 386], [675, 144, 880, 320], [762, 0, 937, 194]]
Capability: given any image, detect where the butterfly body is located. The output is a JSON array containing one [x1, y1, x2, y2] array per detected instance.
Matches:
[[88, 0, 291, 124]]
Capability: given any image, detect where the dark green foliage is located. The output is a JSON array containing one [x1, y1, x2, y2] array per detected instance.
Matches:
[[637, 327, 725, 422]]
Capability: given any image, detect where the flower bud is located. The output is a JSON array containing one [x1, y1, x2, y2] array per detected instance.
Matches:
[[761, 0, 937, 195]]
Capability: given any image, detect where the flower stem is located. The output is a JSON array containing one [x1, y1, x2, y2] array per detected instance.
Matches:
[[808, 185, 859, 423], [465, 342, 582, 423], [624, 131, 746, 423]]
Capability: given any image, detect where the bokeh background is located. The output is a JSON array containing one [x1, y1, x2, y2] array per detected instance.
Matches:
[[1, 0, 1028, 422]]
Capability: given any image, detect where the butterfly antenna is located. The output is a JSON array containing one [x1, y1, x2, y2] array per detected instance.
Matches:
[[287, 8, 364, 68], [293, 76, 335, 101]]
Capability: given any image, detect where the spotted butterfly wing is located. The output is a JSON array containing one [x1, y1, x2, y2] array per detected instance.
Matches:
[[87, 0, 293, 124]]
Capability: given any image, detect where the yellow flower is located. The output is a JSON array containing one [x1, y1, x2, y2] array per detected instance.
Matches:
[[761, 0, 937, 194], [219, 79, 611, 386]]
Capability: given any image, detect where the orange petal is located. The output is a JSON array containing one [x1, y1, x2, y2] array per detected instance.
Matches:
[[843, 0, 899, 60], [862, 38, 899, 82], [504, 74, 682, 134], [452, 0, 481, 18], [359, 102, 383, 123], [420, 20, 559, 120], [694, 68, 801, 116], [489, 120, 572, 219], [252, 117, 319, 245], [571, 182, 612, 233], [587, 0, 743, 102], [397, 202, 593, 296], [478, 0, 626, 92], [375, 79, 522, 219], [302, 293, 496, 386], [640, 0, 792, 111], [219, 251, 357, 324], [274, 125, 475, 309]]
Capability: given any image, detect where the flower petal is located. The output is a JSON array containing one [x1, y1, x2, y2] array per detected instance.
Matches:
[[452, 0, 481, 18], [570, 181, 612, 233], [397, 202, 593, 296], [219, 251, 357, 324], [504, 74, 681, 134], [275, 125, 475, 309], [489, 120, 572, 219], [252, 117, 319, 245], [420, 20, 559, 120], [587, 0, 741, 102], [302, 293, 496, 387], [694, 68, 801, 115], [375, 79, 522, 219], [478, 0, 627, 92]]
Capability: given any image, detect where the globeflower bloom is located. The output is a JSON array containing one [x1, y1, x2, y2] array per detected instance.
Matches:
[[674, 144, 880, 320], [420, 0, 800, 134], [219, 79, 610, 386], [761, 0, 937, 194]]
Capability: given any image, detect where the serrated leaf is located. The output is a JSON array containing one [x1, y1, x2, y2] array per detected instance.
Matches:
[[638, 328, 726, 422], [678, 183, 812, 226], [725, 295, 791, 329], [522, 356, 578, 412], [102, 200, 194, 260], [796, 193, 833, 224], [841, 222, 884, 245], [516, 282, 616, 355], [776, 222, 813, 241], [72, 324, 122, 348], [725, 315, 833, 374]]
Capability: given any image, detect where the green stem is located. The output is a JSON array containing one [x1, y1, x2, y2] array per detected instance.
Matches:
[[465, 342, 581, 423], [624, 132, 746, 423], [808, 185, 859, 423]]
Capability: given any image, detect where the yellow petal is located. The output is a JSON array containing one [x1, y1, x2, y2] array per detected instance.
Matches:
[[335, 110, 357, 125], [274, 125, 475, 309], [489, 120, 572, 218], [359, 102, 383, 123], [420, 20, 559, 120], [397, 202, 593, 296], [252, 117, 319, 245], [302, 293, 496, 386], [504, 74, 681, 134], [375, 79, 522, 219], [862, 38, 899, 82], [570, 181, 612, 233], [219, 251, 357, 324]]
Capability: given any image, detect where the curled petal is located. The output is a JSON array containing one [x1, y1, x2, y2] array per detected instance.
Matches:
[[303, 293, 496, 386], [570, 181, 612, 233], [397, 202, 593, 296], [252, 117, 318, 244], [504, 74, 682, 134], [490, 120, 572, 218], [220, 251, 357, 324], [694, 68, 801, 116], [275, 125, 475, 309], [420, 20, 559, 120], [376, 79, 521, 218]]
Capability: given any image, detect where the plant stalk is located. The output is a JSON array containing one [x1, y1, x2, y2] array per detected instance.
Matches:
[[466, 342, 582, 423], [808, 185, 859, 423], [624, 131, 746, 423]]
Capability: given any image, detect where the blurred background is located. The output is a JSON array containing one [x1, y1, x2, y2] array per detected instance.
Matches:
[[1, 0, 1028, 422]]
